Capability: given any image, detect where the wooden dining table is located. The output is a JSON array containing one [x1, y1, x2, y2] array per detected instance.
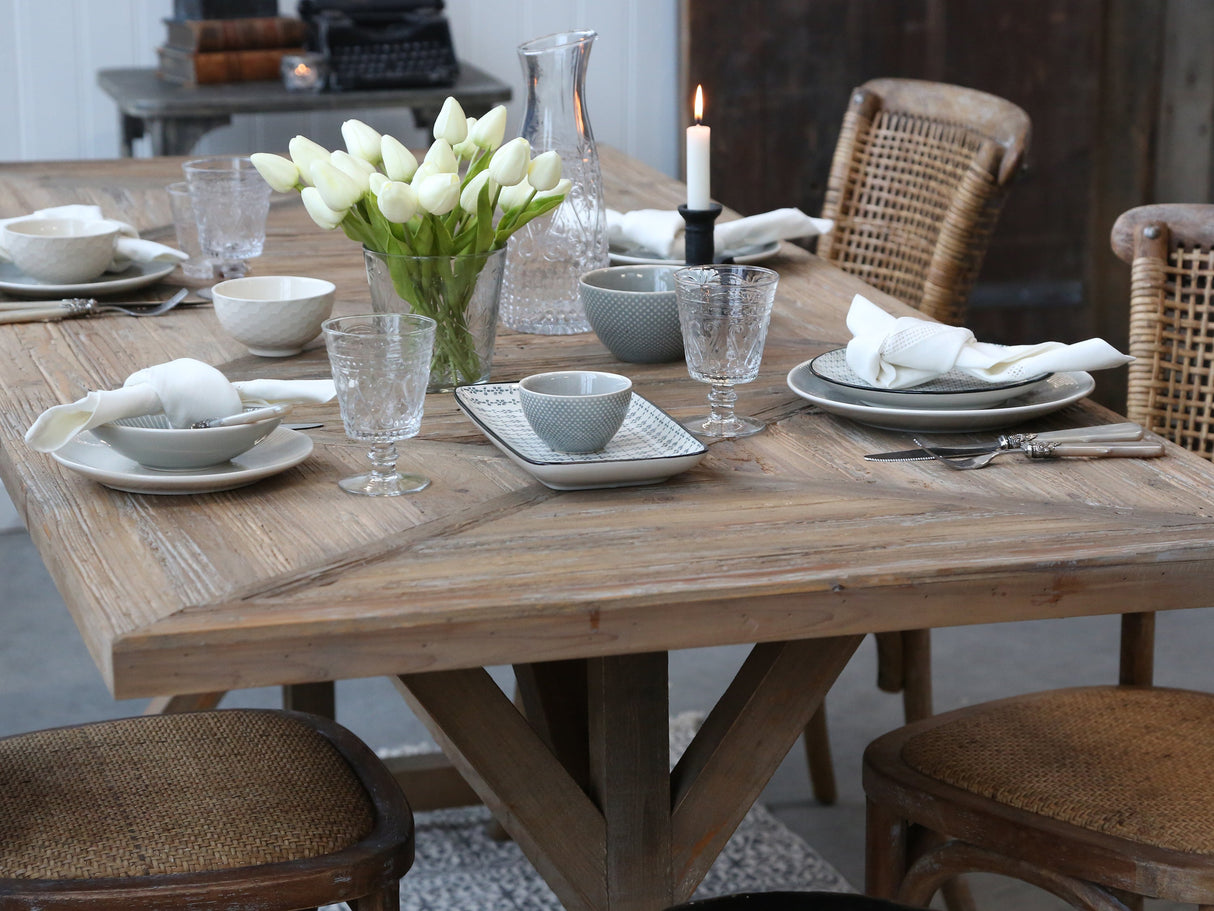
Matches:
[[2, 148, 1214, 911]]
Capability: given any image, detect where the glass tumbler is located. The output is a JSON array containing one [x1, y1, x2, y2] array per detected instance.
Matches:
[[165, 181, 216, 281], [323, 313, 437, 497], [182, 156, 271, 279], [675, 264, 780, 438]]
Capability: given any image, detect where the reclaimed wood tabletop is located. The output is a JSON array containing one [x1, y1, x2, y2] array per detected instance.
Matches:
[[1, 148, 1212, 911]]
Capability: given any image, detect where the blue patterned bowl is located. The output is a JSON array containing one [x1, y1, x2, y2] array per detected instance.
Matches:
[[579, 265, 684, 363], [518, 371, 633, 453]]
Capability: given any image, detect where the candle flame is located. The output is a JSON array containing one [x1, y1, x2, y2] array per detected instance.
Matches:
[[294, 62, 311, 76], [694, 84, 704, 124]]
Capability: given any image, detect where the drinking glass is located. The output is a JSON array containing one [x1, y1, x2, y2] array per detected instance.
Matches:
[[182, 156, 271, 280], [165, 182, 216, 281], [675, 264, 779, 438], [322, 313, 437, 497]]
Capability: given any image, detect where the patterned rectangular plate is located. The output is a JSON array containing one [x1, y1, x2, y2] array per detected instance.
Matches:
[[454, 383, 708, 490]]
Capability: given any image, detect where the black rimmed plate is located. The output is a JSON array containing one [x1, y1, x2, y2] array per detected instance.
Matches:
[[808, 347, 1051, 410]]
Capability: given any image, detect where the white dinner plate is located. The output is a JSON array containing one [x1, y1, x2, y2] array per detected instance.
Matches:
[[786, 360, 1095, 433], [807, 347, 1051, 410], [50, 426, 313, 494], [0, 260, 177, 298], [609, 240, 781, 266], [455, 382, 708, 490]]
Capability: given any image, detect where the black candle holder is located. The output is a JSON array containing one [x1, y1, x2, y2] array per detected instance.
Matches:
[[678, 202, 722, 266]]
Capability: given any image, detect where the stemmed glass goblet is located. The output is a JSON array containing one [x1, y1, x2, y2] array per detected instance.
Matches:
[[323, 313, 437, 496], [182, 156, 271, 281], [675, 264, 780, 438]]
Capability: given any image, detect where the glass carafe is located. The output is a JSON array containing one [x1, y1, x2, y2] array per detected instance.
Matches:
[[500, 29, 609, 335]]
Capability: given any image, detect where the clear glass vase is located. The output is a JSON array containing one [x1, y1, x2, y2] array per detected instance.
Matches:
[[364, 247, 506, 393], [499, 29, 609, 335]]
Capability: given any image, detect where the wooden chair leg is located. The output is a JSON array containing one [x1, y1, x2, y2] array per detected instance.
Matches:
[[900, 629, 933, 722], [865, 797, 909, 899], [1120, 612, 1155, 685], [875, 631, 905, 693], [804, 701, 839, 805], [283, 681, 336, 719], [350, 883, 402, 911]]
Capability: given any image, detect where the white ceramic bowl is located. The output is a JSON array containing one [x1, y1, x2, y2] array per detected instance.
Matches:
[[579, 265, 684, 363], [212, 275, 336, 357], [2, 217, 119, 284], [518, 370, 633, 453], [90, 413, 281, 470]]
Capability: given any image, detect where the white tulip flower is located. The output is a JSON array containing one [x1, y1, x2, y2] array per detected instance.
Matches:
[[488, 137, 531, 187], [470, 105, 508, 151], [432, 96, 468, 145], [452, 117, 479, 160], [250, 152, 300, 193], [381, 135, 418, 182], [459, 170, 497, 216], [536, 177, 572, 200], [422, 139, 459, 174], [377, 180, 419, 223], [301, 186, 345, 230], [310, 160, 364, 212], [527, 150, 562, 192], [288, 135, 330, 186], [410, 162, 438, 186], [368, 172, 390, 196], [341, 119, 382, 164], [415, 173, 461, 216], [330, 150, 376, 188], [497, 178, 535, 212]]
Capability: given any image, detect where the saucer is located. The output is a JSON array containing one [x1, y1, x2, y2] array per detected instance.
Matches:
[[455, 382, 708, 490], [51, 427, 313, 494], [609, 240, 780, 266], [0, 260, 177, 298], [787, 361, 1095, 433], [808, 347, 1051, 410]]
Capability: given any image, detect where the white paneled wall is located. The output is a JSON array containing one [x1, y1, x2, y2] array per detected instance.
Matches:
[[0, 0, 679, 177]]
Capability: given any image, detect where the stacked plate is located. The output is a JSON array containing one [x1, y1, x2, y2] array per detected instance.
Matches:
[[787, 347, 1095, 433]]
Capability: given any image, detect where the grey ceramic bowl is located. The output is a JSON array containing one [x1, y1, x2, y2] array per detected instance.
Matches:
[[517, 371, 633, 453], [90, 413, 281, 470], [579, 265, 684, 363]]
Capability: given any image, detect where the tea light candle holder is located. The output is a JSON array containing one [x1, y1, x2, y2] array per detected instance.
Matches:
[[281, 53, 327, 92], [678, 203, 722, 266]]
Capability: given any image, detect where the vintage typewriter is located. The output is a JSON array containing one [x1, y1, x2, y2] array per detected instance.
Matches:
[[298, 0, 459, 91]]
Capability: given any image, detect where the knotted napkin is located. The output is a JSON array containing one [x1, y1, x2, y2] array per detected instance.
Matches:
[[606, 207, 833, 259], [844, 294, 1133, 389], [25, 358, 336, 452], [0, 205, 187, 271]]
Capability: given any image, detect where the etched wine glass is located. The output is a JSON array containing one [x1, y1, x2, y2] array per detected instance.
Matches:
[[322, 313, 437, 496], [183, 156, 271, 280], [675, 264, 779, 438]]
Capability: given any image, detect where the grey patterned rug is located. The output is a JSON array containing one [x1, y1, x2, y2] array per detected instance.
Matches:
[[362, 713, 853, 911]]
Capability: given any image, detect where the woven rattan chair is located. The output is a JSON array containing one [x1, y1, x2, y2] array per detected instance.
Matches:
[[806, 78, 1032, 807], [0, 709, 414, 911], [858, 205, 1214, 911]]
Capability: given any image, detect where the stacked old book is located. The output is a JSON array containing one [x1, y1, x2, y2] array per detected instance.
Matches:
[[156, 16, 308, 86]]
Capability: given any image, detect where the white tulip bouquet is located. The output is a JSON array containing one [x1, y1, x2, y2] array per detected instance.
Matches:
[[251, 97, 570, 387]]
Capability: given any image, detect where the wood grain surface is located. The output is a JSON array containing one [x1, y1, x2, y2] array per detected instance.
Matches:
[[0, 148, 1211, 700]]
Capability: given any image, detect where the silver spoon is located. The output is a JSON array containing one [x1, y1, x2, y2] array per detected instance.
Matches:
[[0, 288, 190, 323]]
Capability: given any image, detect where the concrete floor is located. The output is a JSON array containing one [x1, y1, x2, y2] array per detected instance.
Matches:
[[2, 482, 1211, 908]]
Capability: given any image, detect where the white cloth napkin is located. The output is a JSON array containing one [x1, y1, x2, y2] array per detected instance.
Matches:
[[844, 294, 1133, 389], [0, 205, 187, 271], [606, 207, 833, 259], [25, 358, 336, 452]]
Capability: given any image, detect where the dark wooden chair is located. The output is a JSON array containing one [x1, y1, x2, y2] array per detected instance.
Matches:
[[859, 204, 1214, 910], [0, 709, 414, 911], [808, 77, 1032, 806], [666, 891, 922, 911]]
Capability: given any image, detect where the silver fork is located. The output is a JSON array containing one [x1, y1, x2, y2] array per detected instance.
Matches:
[[0, 288, 189, 324], [912, 437, 1165, 469]]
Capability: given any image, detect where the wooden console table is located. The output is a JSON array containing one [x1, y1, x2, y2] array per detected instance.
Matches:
[[96, 63, 512, 157]]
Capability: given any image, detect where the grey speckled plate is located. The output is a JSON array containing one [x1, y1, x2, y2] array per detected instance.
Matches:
[[454, 383, 707, 490]]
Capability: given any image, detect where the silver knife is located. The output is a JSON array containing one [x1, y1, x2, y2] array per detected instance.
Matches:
[[864, 422, 1144, 462]]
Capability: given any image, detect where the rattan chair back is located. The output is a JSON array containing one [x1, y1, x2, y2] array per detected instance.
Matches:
[[818, 78, 1030, 326], [1112, 204, 1214, 459]]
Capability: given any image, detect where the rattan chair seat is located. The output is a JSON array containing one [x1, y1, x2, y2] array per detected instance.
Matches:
[[0, 710, 376, 880], [898, 686, 1214, 855]]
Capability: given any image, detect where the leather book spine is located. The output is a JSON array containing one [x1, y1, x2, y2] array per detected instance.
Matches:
[[156, 46, 306, 85], [163, 16, 308, 52]]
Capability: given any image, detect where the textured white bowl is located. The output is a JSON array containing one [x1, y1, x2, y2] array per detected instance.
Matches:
[[212, 275, 335, 357], [90, 413, 281, 470], [2, 218, 119, 284]]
